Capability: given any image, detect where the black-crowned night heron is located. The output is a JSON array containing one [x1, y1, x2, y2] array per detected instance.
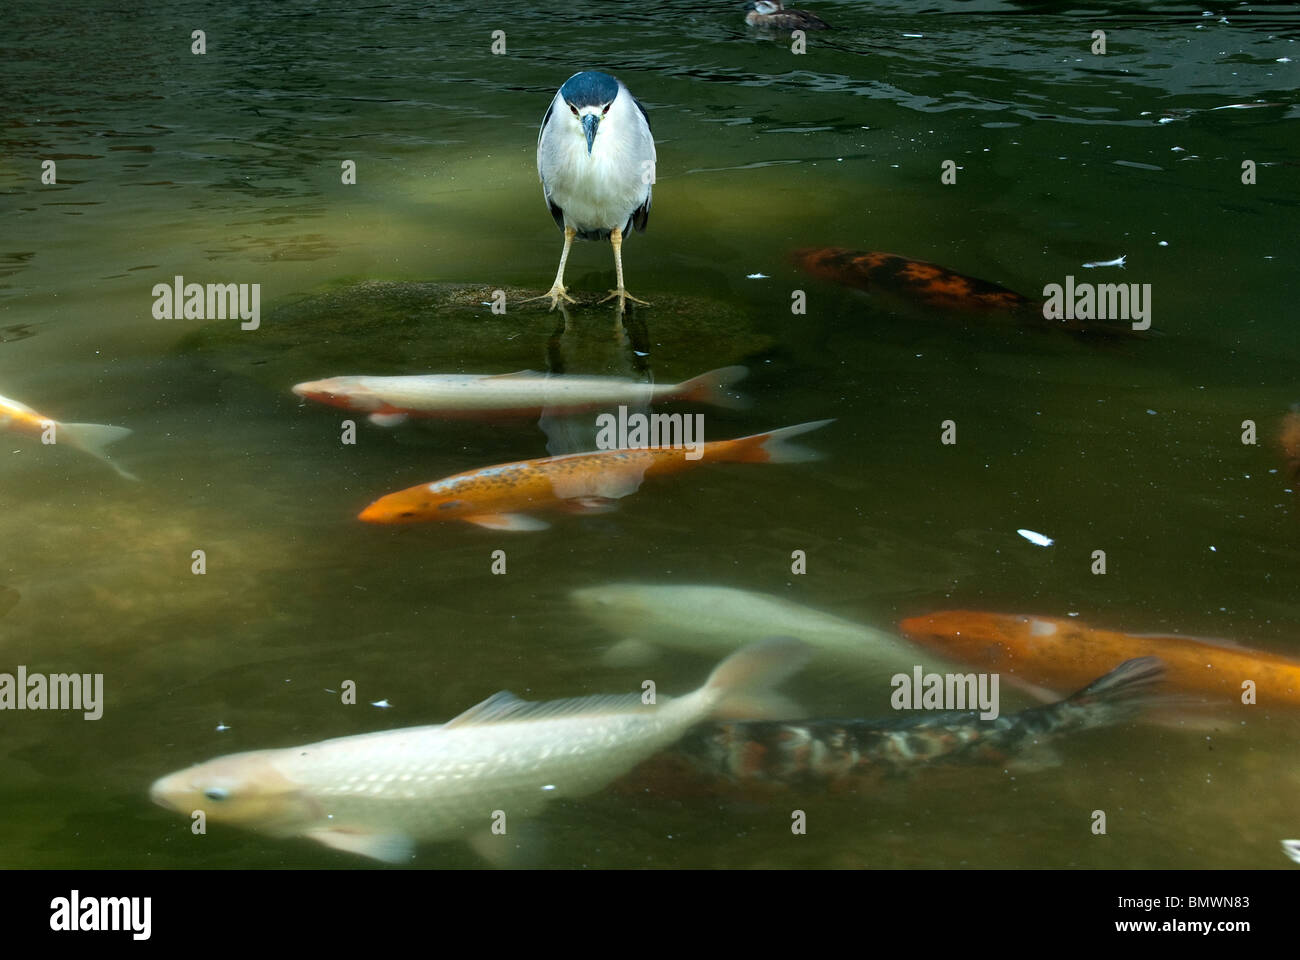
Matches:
[[527, 70, 656, 313], [744, 1, 832, 31]]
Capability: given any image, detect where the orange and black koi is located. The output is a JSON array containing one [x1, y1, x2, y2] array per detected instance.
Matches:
[[792, 247, 1140, 339], [1281, 403, 1300, 484]]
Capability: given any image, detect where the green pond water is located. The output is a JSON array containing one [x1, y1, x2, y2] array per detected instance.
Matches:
[[1, 0, 1298, 868]]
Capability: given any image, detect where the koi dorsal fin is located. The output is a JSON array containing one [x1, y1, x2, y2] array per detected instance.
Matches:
[[443, 690, 528, 727], [443, 690, 653, 728], [1128, 631, 1250, 651]]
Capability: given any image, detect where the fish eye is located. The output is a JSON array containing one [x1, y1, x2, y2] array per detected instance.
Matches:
[[203, 787, 230, 802]]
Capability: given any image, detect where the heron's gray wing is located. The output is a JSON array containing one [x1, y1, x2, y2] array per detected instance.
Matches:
[[630, 94, 653, 233], [546, 195, 565, 230], [631, 187, 651, 233], [538, 97, 555, 150], [537, 96, 566, 230], [631, 94, 652, 133]]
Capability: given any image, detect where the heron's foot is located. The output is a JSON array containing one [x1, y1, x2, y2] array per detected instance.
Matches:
[[523, 285, 578, 311], [599, 288, 651, 311]]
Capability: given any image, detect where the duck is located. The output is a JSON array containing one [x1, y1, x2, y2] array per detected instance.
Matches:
[[744, 1, 832, 31]]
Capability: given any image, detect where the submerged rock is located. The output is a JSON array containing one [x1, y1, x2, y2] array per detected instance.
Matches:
[[179, 280, 774, 389], [0, 585, 18, 619]]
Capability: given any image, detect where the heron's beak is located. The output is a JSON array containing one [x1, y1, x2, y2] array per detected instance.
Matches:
[[582, 114, 599, 154]]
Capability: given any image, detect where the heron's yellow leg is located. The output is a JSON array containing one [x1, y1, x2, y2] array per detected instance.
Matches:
[[599, 226, 651, 312], [524, 226, 579, 310]]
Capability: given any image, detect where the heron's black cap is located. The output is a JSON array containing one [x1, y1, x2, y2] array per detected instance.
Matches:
[[560, 71, 620, 108]]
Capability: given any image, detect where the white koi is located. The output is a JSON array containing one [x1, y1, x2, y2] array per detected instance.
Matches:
[[0, 392, 135, 480], [149, 637, 809, 863], [292, 366, 748, 425], [572, 583, 963, 689]]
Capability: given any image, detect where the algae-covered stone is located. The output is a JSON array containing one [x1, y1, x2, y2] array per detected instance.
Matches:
[[0, 585, 18, 619], [179, 280, 773, 390]]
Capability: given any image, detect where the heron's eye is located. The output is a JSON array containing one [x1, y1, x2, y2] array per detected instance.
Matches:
[[203, 787, 230, 802], [569, 104, 578, 116], [602, 104, 610, 116]]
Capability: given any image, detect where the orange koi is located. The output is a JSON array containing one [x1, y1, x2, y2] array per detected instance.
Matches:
[[899, 610, 1300, 708], [359, 419, 832, 530]]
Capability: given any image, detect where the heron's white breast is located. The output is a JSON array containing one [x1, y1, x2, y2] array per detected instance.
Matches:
[[539, 102, 654, 233]]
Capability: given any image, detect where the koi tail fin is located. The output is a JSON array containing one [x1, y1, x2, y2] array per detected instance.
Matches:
[[1016, 657, 1167, 742], [1061, 656, 1244, 735], [704, 636, 811, 719], [58, 422, 138, 481], [1067, 656, 1165, 707], [677, 366, 751, 410], [715, 418, 834, 464], [1061, 656, 1178, 727]]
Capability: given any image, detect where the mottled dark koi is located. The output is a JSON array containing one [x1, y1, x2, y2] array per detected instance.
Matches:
[[1282, 404, 1300, 484], [791, 246, 1142, 340], [669, 656, 1163, 787], [793, 247, 1035, 313]]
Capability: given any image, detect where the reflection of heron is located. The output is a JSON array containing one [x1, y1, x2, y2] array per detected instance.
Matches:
[[744, 1, 832, 31], [542, 301, 655, 458], [527, 71, 656, 314]]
